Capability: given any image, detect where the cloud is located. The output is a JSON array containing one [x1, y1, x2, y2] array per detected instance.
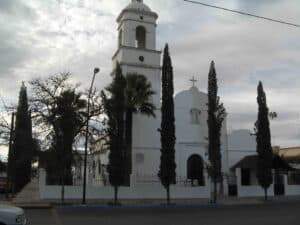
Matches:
[[236, 0, 282, 12], [0, 0, 36, 20], [0, 0, 299, 154]]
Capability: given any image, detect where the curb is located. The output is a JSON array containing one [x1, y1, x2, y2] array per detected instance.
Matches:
[[56, 203, 221, 212], [14, 204, 53, 209]]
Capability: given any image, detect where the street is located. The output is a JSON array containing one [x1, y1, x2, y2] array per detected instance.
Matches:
[[25, 202, 300, 225]]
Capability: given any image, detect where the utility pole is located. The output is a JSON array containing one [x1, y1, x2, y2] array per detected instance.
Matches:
[[82, 68, 100, 205]]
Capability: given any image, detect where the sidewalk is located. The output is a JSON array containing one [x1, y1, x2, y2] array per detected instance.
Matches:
[[52, 196, 300, 210], [5, 195, 300, 209]]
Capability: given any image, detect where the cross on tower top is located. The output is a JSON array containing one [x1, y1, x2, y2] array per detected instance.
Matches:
[[190, 76, 197, 87]]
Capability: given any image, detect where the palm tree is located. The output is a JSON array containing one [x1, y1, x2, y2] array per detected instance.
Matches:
[[124, 74, 156, 186], [55, 89, 87, 185], [56, 89, 86, 203]]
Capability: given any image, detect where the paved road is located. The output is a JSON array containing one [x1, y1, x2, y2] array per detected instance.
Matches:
[[25, 202, 300, 225]]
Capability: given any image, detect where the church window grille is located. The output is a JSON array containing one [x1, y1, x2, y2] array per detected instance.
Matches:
[[190, 108, 201, 124], [288, 171, 300, 185], [136, 153, 144, 164], [92, 161, 96, 179], [135, 26, 146, 49], [98, 160, 101, 175]]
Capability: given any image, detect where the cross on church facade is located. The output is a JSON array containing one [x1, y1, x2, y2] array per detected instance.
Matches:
[[190, 76, 197, 87]]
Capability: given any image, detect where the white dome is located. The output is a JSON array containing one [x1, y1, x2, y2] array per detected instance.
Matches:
[[125, 0, 151, 12]]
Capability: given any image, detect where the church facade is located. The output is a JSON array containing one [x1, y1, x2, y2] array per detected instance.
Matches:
[[111, 0, 229, 189], [37, 0, 300, 201]]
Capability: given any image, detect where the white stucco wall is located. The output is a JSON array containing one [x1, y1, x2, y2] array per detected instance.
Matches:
[[39, 169, 210, 200], [228, 129, 257, 168], [174, 86, 229, 176], [283, 175, 300, 196], [236, 169, 274, 197]]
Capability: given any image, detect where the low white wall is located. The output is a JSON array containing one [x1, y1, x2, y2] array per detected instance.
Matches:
[[284, 176, 300, 196], [39, 169, 211, 200], [236, 169, 274, 198], [285, 185, 300, 196], [238, 185, 274, 198]]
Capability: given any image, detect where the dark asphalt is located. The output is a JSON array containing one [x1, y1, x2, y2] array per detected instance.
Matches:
[[25, 202, 300, 225]]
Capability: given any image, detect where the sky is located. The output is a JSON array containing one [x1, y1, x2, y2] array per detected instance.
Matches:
[[0, 0, 300, 156]]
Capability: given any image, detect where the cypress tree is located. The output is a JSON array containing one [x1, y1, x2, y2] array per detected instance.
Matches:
[[207, 61, 226, 204], [255, 81, 273, 201], [102, 63, 126, 205], [12, 83, 34, 193], [158, 44, 177, 205]]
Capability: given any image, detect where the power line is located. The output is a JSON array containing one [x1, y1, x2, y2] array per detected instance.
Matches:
[[183, 0, 300, 28]]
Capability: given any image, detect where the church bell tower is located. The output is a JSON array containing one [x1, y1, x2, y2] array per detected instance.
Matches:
[[111, 1, 162, 186], [112, 0, 162, 106]]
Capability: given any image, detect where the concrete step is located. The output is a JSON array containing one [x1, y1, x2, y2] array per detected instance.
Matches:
[[13, 178, 41, 204], [14, 202, 52, 209]]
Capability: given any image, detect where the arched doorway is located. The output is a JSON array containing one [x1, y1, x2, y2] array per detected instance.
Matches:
[[187, 154, 205, 186]]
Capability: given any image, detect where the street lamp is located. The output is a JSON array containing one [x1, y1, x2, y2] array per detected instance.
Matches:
[[82, 67, 100, 205]]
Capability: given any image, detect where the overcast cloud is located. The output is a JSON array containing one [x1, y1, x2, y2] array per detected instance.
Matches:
[[0, 0, 300, 156]]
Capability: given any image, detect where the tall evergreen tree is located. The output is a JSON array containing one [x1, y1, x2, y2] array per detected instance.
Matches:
[[11, 83, 34, 193], [102, 63, 126, 205], [255, 81, 273, 201], [207, 61, 226, 204], [158, 44, 176, 205]]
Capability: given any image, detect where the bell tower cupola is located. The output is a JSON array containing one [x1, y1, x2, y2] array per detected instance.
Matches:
[[112, 0, 161, 106], [116, 0, 158, 50]]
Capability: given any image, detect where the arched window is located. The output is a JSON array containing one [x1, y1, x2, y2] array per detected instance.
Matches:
[[135, 26, 146, 49], [187, 154, 205, 186], [118, 29, 123, 47], [190, 108, 201, 124]]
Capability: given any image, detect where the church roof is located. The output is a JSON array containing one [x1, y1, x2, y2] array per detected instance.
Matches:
[[125, 0, 151, 12], [174, 86, 208, 109], [175, 86, 207, 99], [231, 155, 295, 171], [117, 1, 158, 22]]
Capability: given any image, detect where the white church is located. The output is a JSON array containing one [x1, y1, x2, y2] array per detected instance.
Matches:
[[35, 0, 300, 201], [110, 0, 229, 188]]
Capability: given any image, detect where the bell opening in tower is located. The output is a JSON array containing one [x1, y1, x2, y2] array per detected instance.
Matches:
[[135, 26, 146, 49]]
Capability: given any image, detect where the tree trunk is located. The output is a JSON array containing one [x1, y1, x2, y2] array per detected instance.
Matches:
[[264, 188, 268, 201], [124, 110, 133, 186], [166, 185, 170, 205], [213, 179, 217, 204], [114, 186, 118, 205], [61, 169, 65, 205]]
